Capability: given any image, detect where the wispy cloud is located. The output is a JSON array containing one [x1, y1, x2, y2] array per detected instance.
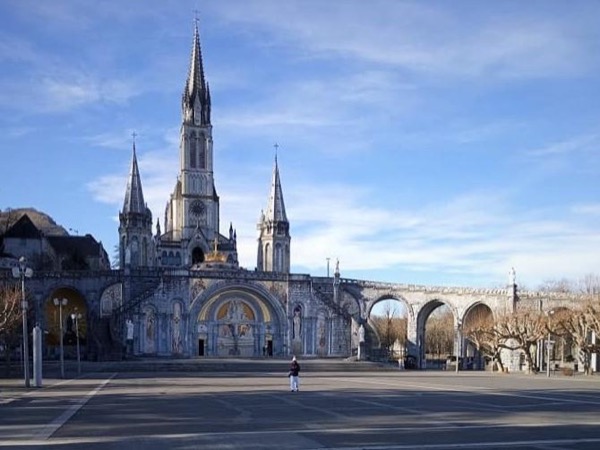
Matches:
[[212, 1, 595, 80], [572, 203, 600, 216], [528, 134, 599, 158]]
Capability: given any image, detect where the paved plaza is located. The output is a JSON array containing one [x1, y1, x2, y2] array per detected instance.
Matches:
[[2, 360, 600, 449]]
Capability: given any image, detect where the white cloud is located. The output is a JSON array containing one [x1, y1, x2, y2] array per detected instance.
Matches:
[[212, 1, 594, 80], [528, 134, 599, 158], [573, 203, 600, 216]]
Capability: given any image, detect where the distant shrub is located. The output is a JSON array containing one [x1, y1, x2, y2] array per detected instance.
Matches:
[[561, 367, 574, 376]]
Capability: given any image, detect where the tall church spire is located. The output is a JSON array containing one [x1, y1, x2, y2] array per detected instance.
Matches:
[[122, 139, 146, 214], [182, 21, 211, 126]]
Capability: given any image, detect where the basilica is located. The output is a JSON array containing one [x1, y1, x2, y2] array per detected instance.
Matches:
[[113, 23, 354, 358]]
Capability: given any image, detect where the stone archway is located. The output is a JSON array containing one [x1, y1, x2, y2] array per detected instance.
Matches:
[[416, 300, 455, 370], [463, 303, 494, 370], [45, 287, 88, 359], [195, 287, 284, 358], [366, 297, 411, 362]]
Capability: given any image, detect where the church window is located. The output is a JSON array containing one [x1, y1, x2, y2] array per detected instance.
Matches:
[[275, 243, 282, 272], [161, 251, 167, 266], [264, 243, 271, 270], [189, 132, 197, 168], [121, 236, 126, 268], [198, 134, 206, 169], [142, 237, 147, 265], [168, 251, 174, 266], [175, 252, 182, 266], [130, 237, 139, 268]]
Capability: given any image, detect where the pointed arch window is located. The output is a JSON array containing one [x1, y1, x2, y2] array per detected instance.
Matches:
[[142, 237, 148, 266], [189, 132, 197, 168], [198, 134, 206, 169], [264, 243, 271, 271], [275, 243, 283, 272]]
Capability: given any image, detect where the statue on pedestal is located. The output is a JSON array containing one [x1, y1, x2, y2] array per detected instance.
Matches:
[[125, 319, 134, 355], [508, 267, 516, 286]]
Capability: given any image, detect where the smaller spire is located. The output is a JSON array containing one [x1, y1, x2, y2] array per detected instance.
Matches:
[[122, 136, 146, 214], [264, 151, 288, 223]]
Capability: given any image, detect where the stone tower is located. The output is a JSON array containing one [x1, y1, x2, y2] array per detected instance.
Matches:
[[158, 23, 238, 268], [118, 141, 154, 268], [257, 155, 290, 273]]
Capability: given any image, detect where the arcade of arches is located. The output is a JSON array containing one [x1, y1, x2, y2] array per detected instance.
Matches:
[[367, 297, 494, 369]]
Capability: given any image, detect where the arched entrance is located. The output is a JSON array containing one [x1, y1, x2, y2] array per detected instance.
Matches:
[[195, 287, 283, 357], [45, 287, 88, 360], [463, 303, 494, 370], [192, 247, 204, 265], [367, 298, 409, 363], [417, 300, 454, 370]]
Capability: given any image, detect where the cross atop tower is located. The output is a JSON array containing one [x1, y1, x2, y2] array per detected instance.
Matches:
[[132, 131, 137, 146]]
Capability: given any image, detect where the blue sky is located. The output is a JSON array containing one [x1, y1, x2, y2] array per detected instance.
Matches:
[[1, 0, 599, 289]]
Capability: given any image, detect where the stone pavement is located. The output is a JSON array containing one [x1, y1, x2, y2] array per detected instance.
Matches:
[[3, 359, 600, 449]]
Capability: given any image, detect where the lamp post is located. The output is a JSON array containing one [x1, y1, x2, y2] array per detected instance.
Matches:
[[455, 320, 462, 374], [11, 256, 33, 388], [71, 312, 82, 375], [53, 298, 68, 378], [546, 310, 555, 378]]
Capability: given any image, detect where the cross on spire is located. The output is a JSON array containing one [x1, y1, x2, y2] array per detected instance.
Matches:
[[193, 9, 200, 26], [274, 143, 279, 160], [132, 131, 137, 147]]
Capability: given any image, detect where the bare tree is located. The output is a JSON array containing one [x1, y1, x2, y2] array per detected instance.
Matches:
[[425, 309, 453, 362], [551, 299, 600, 375], [495, 309, 547, 374], [463, 309, 505, 372], [538, 278, 573, 293], [0, 283, 22, 374], [578, 274, 600, 296]]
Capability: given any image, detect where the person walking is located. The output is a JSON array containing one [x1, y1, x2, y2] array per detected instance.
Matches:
[[289, 356, 300, 392]]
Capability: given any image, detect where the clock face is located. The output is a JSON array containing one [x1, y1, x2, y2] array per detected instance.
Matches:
[[190, 200, 205, 217]]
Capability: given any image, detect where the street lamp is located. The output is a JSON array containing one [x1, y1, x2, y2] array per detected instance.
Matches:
[[546, 310, 555, 378], [53, 298, 68, 378], [455, 319, 463, 374], [71, 312, 82, 375], [11, 256, 33, 388]]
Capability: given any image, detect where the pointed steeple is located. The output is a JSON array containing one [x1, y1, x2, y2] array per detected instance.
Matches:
[[122, 141, 146, 214], [182, 21, 211, 125], [257, 148, 291, 273], [265, 155, 288, 223], [119, 135, 154, 268]]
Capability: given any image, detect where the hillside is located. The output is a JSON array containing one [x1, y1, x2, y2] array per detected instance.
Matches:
[[0, 208, 68, 236]]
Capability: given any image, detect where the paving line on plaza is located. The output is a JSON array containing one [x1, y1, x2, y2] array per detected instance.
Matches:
[[3, 422, 600, 448], [305, 436, 600, 450], [29, 373, 116, 441], [317, 375, 600, 407]]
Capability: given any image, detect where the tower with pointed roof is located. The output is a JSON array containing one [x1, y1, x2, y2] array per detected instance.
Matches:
[[157, 22, 237, 268], [257, 155, 291, 273], [119, 141, 154, 268]]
